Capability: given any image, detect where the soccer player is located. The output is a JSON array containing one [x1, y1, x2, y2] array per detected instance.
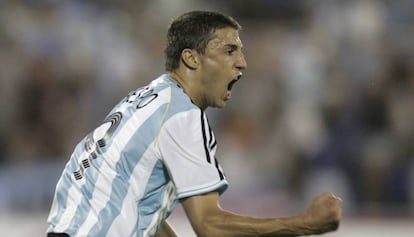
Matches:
[[46, 10, 341, 237]]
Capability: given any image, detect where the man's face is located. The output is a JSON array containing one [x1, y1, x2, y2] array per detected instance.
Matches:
[[196, 27, 247, 109]]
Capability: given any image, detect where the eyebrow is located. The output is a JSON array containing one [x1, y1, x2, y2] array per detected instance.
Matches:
[[224, 44, 243, 50]]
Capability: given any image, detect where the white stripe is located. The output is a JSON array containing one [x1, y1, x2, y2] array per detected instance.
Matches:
[[53, 183, 83, 232], [47, 175, 63, 226], [74, 87, 171, 235], [143, 181, 176, 237], [105, 141, 160, 237], [51, 154, 87, 232]]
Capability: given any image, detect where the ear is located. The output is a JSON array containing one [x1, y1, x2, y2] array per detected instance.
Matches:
[[180, 48, 199, 70]]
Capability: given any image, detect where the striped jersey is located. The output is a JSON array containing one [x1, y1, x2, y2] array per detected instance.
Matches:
[[47, 74, 228, 237]]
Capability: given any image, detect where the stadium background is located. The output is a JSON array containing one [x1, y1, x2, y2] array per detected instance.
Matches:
[[0, 0, 413, 236]]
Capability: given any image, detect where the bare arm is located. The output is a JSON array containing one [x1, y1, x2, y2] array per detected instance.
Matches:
[[181, 192, 341, 237], [155, 221, 178, 237]]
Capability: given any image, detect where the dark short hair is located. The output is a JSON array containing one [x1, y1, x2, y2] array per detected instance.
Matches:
[[164, 10, 241, 72]]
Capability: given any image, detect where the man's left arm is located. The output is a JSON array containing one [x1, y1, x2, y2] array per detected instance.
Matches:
[[155, 221, 178, 237]]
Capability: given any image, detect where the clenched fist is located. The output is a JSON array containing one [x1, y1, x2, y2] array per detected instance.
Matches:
[[302, 192, 342, 234]]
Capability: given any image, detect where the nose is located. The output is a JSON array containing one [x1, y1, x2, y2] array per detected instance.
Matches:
[[236, 52, 247, 70]]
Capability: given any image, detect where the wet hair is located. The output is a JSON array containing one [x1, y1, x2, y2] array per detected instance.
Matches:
[[164, 10, 241, 72]]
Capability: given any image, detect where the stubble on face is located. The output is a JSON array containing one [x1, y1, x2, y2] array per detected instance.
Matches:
[[197, 28, 245, 109]]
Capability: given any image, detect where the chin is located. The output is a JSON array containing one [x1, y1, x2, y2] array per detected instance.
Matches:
[[214, 101, 227, 109], [206, 98, 227, 109]]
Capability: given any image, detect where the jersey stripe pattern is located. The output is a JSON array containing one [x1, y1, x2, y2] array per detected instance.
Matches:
[[46, 74, 228, 237]]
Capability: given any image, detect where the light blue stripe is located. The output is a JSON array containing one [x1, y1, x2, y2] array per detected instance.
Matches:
[[162, 75, 198, 119], [86, 104, 169, 236], [137, 160, 177, 236], [48, 167, 72, 227], [62, 84, 168, 235], [48, 74, 198, 236], [64, 155, 103, 235], [48, 142, 85, 229], [137, 160, 170, 235]]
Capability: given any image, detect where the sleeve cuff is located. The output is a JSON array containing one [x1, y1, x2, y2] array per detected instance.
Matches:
[[176, 180, 228, 199]]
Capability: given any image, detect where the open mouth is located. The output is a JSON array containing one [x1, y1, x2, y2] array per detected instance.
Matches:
[[227, 80, 237, 91], [227, 74, 242, 91], [226, 74, 242, 100]]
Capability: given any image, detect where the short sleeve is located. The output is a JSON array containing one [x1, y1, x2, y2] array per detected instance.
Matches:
[[157, 109, 227, 199]]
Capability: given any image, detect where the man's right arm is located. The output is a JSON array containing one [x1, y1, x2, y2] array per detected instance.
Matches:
[[181, 191, 341, 237]]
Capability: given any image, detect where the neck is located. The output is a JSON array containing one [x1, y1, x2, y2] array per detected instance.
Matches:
[[168, 71, 206, 110], [168, 71, 207, 110], [168, 71, 185, 89]]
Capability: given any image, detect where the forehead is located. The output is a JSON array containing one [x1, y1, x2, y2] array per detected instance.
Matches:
[[206, 27, 243, 49]]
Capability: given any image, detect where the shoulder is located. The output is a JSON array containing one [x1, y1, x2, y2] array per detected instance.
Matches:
[[154, 74, 200, 121], [113, 74, 200, 130]]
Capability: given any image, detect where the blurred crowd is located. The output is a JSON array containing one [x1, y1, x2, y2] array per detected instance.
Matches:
[[0, 0, 413, 217]]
